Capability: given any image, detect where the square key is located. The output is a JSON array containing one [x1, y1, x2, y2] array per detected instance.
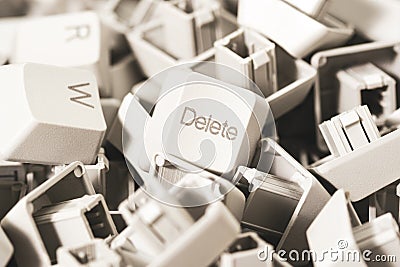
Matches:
[[11, 12, 111, 95], [0, 63, 106, 165]]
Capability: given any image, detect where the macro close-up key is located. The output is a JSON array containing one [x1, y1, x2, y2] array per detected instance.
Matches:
[[0, 63, 106, 165], [1, 0, 400, 267]]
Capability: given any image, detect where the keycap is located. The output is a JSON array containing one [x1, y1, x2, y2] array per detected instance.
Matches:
[[34, 194, 117, 263], [150, 201, 240, 267], [0, 63, 106, 165], [115, 190, 239, 267], [1, 162, 115, 267], [241, 138, 330, 265], [353, 213, 400, 263], [238, 0, 353, 58], [313, 106, 400, 201], [11, 11, 111, 96], [144, 72, 269, 176], [214, 27, 278, 98], [311, 41, 400, 149], [127, 1, 237, 77], [330, 0, 400, 42]]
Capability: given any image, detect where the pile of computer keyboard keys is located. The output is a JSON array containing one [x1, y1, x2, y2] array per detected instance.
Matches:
[[1, 0, 400, 266]]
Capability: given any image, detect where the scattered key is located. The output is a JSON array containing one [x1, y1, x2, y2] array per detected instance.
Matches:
[[11, 11, 111, 96], [0, 63, 106, 165], [1, 1, 400, 267]]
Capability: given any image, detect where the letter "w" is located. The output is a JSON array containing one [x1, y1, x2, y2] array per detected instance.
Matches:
[[68, 83, 94, 109]]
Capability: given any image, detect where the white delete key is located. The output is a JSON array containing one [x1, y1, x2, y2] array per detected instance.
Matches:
[[145, 72, 269, 176], [0, 63, 106, 165], [11, 12, 111, 96]]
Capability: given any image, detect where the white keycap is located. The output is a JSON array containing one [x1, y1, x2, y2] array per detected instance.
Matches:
[[160, 0, 220, 59], [0, 162, 109, 267], [144, 72, 269, 176], [214, 28, 278, 98], [313, 106, 400, 201], [0, 63, 106, 165], [238, 0, 353, 58], [11, 11, 111, 96], [329, 0, 400, 42]]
